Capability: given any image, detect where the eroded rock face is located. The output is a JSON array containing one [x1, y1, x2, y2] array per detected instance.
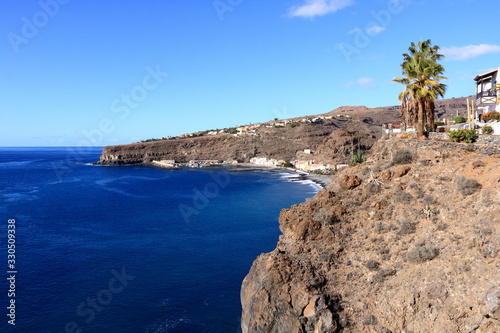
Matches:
[[96, 121, 382, 165], [241, 138, 500, 333]]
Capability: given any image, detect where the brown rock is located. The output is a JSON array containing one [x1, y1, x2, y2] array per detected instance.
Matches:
[[340, 175, 361, 190], [378, 170, 392, 182], [394, 166, 411, 178], [473, 160, 486, 169]]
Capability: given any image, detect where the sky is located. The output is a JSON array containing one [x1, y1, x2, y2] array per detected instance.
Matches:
[[1, 0, 499, 146]]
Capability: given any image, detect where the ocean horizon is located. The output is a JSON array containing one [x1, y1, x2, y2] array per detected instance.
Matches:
[[0, 147, 320, 332]]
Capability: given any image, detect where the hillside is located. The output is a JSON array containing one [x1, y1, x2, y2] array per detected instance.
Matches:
[[241, 137, 500, 332], [319, 95, 472, 126], [97, 118, 382, 166], [96, 96, 473, 166]]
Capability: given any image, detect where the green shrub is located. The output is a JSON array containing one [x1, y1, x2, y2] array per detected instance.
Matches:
[[283, 162, 294, 168], [454, 116, 467, 124], [350, 148, 366, 166], [482, 126, 493, 134], [434, 121, 445, 127], [392, 149, 413, 165], [448, 129, 478, 143]]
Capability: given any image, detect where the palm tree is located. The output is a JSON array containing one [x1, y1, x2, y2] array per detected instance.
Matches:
[[396, 81, 417, 131], [393, 40, 447, 136]]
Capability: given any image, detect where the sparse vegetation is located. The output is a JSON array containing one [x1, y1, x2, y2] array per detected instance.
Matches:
[[313, 209, 336, 226], [421, 205, 434, 219], [366, 182, 381, 196], [141, 137, 170, 142], [482, 126, 493, 134], [392, 149, 413, 165], [394, 189, 413, 204], [456, 176, 481, 196], [374, 221, 397, 234], [407, 241, 439, 263], [373, 268, 396, 283], [350, 148, 366, 166], [398, 219, 416, 235], [366, 170, 383, 186], [449, 129, 478, 143], [364, 260, 380, 271]]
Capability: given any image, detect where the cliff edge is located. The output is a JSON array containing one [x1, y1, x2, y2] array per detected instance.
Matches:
[[241, 138, 500, 333]]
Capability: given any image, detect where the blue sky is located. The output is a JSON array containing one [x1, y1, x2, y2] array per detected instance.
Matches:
[[1, 0, 499, 146]]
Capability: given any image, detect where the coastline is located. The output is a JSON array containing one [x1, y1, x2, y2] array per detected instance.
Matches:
[[227, 164, 333, 189], [103, 158, 334, 190]]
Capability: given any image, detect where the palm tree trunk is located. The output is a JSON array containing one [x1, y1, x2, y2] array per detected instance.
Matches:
[[401, 99, 407, 131], [417, 98, 425, 137], [426, 100, 435, 132]]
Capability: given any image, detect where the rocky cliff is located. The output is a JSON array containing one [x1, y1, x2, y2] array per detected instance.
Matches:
[[241, 137, 500, 333], [96, 119, 382, 165]]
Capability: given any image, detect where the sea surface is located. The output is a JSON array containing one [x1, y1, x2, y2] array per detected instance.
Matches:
[[0, 147, 320, 333]]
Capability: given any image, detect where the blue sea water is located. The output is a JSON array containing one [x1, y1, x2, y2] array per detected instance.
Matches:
[[0, 147, 319, 333]]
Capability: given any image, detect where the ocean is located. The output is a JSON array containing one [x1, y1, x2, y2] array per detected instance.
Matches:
[[0, 147, 320, 333]]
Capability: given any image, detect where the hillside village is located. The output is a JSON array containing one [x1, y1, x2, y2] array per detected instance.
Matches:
[[114, 67, 500, 174]]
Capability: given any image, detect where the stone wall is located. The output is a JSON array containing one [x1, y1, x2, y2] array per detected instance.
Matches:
[[428, 132, 500, 144]]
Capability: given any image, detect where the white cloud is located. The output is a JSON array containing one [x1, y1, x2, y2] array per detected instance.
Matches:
[[366, 25, 385, 36], [287, 0, 354, 18], [347, 27, 361, 35], [441, 44, 500, 61], [344, 77, 375, 88]]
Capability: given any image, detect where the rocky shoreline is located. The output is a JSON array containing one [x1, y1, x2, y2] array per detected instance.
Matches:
[[221, 165, 332, 189]]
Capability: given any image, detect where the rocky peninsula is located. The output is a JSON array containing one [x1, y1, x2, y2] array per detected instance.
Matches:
[[95, 118, 381, 167]]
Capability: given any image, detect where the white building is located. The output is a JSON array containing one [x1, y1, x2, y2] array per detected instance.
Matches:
[[474, 67, 499, 116], [250, 157, 279, 166]]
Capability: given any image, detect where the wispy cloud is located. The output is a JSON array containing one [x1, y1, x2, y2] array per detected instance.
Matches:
[[441, 44, 500, 61], [286, 0, 354, 18], [347, 27, 361, 35], [366, 25, 385, 36], [344, 78, 375, 88]]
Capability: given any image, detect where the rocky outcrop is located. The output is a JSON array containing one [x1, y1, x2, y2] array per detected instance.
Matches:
[[96, 120, 381, 165], [241, 137, 500, 332]]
